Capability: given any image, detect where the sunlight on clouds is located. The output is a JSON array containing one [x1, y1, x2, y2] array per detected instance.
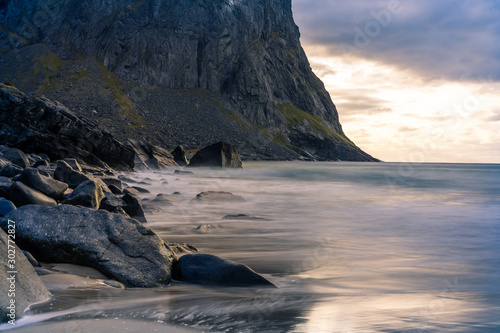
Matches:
[[304, 47, 500, 163]]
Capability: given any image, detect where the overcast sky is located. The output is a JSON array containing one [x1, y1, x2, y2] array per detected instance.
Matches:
[[292, 0, 500, 163]]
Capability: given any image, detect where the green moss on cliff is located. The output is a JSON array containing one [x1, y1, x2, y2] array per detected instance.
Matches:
[[278, 103, 354, 147], [96, 62, 145, 129]]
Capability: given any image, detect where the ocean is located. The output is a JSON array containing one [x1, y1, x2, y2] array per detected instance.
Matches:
[[4, 162, 500, 332]]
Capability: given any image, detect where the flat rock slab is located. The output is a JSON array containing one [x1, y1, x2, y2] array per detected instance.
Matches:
[[1, 205, 176, 287], [172, 254, 276, 288]]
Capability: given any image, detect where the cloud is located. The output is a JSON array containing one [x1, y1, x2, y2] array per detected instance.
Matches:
[[293, 0, 500, 82], [486, 110, 500, 121]]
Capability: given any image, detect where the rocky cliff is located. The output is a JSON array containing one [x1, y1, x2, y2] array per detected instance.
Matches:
[[0, 0, 377, 161]]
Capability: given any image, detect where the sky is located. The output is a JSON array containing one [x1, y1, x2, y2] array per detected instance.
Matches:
[[292, 0, 500, 163]]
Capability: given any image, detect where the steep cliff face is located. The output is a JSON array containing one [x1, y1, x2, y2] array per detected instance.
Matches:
[[0, 0, 377, 161]]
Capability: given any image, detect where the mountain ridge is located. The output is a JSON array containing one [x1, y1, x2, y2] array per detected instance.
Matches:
[[0, 0, 377, 161]]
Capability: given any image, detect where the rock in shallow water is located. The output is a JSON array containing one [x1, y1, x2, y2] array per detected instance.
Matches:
[[192, 191, 244, 203], [172, 254, 276, 288], [1, 205, 176, 287]]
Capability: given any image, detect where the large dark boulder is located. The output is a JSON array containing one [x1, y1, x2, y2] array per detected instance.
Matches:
[[0, 85, 135, 170], [62, 180, 105, 209], [0, 229, 50, 323], [9, 182, 57, 207], [172, 146, 188, 166], [172, 254, 276, 288], [0, 148, 30, 168], [19, 167, 68, 200], [1, 205, 176, 287], [189, 142, 242, 168]]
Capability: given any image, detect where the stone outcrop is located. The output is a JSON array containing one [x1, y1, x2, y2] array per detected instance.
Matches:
[[0, 84, 135, 169], [189, 141, 242, 168]]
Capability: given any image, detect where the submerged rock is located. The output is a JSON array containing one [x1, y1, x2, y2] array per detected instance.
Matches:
[[0, 229, 50, 323], [172, 254, 276, 288], [189, 142, 242, 168], [1, 205, 175, 287], [192, 191, 244, 203]]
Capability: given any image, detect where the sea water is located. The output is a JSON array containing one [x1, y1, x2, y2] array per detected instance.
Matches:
[[3, 162, 500, 332]]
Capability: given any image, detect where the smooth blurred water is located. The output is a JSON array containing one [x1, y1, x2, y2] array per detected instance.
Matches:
[[4, 162, 500, 332]]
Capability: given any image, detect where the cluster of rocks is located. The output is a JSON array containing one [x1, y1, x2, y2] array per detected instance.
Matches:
[[0, 147, 272, 324], [0, 146, 147, 222]]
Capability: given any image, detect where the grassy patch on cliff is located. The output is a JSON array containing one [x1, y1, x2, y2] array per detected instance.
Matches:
[[278, 103, 354, 147], [96, 62, 145, 129]]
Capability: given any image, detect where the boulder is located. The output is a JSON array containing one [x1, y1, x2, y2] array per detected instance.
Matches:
[[62, 180, 105, 209], [121, 194, 147, 223], [9, 182, 57, 207], [153, 194, 174, 205], [128, 140, 177, 170], [172, 254, 276, 288], [0, 198, 16, 217], [54, 165, 92, 189], [0, 229, 50, 323], [99, 192, 124, 212], [1, 205, 176, 287], [172, 146, 188, 166], [188, 142, 242, 168], [1, 148, 30, 168], [19, 167, 68, 200], [196, 224, 224, 233], [192, 191, 244, 203], [0, 164, 24, 178]]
